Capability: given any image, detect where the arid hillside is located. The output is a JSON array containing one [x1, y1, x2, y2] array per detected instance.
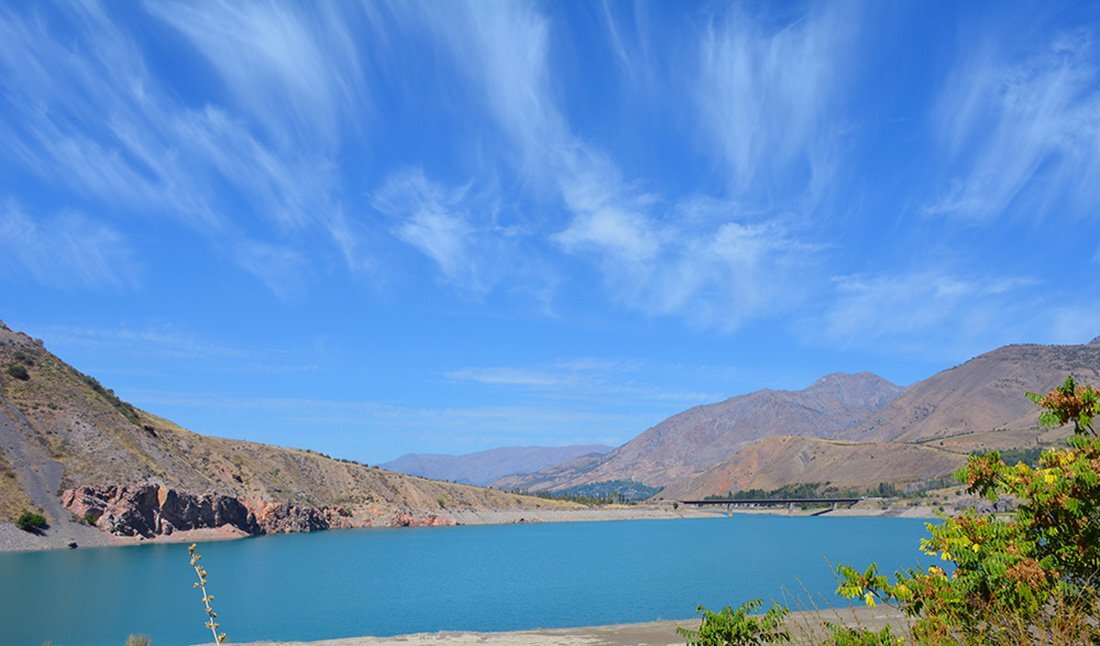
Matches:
[[660, 436, 967, 500], [498, 340, 1097, 500], [494, 372, 904, 492], [841, 341, 1100, 445], [0, 321, 574, 540]]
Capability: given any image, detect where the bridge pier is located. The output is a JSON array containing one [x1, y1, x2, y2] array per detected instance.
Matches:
[[787, 502, 794, 514]]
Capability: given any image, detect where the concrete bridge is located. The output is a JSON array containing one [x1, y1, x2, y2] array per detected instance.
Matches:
[[679, 497, 862, 514]]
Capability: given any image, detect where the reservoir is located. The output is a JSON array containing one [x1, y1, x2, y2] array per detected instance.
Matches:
[[1, 515, 933, 645]]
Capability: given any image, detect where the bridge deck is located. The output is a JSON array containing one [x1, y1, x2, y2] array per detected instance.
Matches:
[[679, 497, 862, 506]]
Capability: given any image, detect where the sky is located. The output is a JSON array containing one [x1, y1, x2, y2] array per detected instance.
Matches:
[[2, 1, 1099, 463]]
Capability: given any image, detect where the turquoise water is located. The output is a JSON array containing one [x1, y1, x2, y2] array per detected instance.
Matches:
[[1, 516, 933, 645]]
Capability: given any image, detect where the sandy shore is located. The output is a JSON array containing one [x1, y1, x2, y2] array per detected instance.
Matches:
[[0, 500, 941, 554], [0, 520, 252, 553], [239, 606, 908, 645]]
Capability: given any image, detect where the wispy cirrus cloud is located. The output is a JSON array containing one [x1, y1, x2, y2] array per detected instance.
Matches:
[[816, 268, 1099, 358], [555, 183, 815, 330], [411, 1, 822, 330], [0, 2, 368, 294], [372, 168, 510, 295], [444, 358, 725, 405], [697, 3, 857, 199], [0, 201, 136, 290], [927, 29, 1100, 220], [142, 0, 370, 149]]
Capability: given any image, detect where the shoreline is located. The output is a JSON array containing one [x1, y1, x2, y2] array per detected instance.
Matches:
[[0, 500, 942, 554], [238, 605, 909, 645]]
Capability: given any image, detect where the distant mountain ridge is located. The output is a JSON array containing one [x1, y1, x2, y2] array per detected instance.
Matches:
[[841, 343, 1100, 445], [497, 339, 1100, 499], [494, 372, 904, 492], [381, 445, 614, 486]]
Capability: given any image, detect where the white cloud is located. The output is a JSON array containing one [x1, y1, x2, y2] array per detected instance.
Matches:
[[696, 4, 856, 197], [815, 269, 1100, 358], [556, 181, 813, 330], [372, 168, 510, 294], [412, 1, 821, 330], [0, 2, 365, 293], [0, 201, 136, 290], [234, 241, 308, 300], [143, 0, 369, 149], [444, 358, 725, 405], [928, 30, 1100, 220]]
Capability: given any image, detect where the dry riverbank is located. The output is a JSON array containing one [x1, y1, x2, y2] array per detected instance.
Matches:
[[241, 606, 908, 645]]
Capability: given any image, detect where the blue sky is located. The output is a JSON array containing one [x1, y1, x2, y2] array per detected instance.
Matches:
[[2, 1, 1099, 463]]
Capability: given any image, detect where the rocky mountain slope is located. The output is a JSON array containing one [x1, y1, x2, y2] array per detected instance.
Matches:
[[0, 321, 574, 541], [381, 444, 614, 486], [494, 372, 904, 492], [660, 436, 966, 500], [499, 340, 1098, 500], [841, 340, 1100, 445]]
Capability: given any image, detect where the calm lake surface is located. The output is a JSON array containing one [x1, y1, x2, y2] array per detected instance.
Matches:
[[1, 516, 934, 645]]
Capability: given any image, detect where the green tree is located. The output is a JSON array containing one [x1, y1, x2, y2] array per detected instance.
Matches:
[[836, 376, 1100, 644]]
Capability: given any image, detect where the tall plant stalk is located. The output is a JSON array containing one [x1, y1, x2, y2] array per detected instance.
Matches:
[[188, 543, 226, 644]]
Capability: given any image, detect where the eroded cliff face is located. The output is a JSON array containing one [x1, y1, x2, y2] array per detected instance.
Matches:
[[61, 485, 454, 538]]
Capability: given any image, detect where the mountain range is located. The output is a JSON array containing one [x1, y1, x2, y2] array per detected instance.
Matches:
[[4, 314, 1098, 545], [381, 445, 614, 486], [497, 339, 1100, 499]]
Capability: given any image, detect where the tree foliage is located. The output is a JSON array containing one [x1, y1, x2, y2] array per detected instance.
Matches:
[[836, 375, 1100, 644], [16, 510, 48, 532], [677, 598, 791, 645]]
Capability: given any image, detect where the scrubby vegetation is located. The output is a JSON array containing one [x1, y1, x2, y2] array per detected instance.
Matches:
[[6, 363, 30, 381], [16, 510, 48, 532], [516, 480, 663, 504], [837, 375, 1100, 643], [687, 376, 1100, 644], [80, 374, 141, 424], [678, 599, 790, 644]]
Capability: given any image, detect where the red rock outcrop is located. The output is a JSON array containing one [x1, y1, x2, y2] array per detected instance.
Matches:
[[62, 485, 460, 537], [387, 513, 456, 527], [63, 485, 261, 537], [62, 485, 333, 537]]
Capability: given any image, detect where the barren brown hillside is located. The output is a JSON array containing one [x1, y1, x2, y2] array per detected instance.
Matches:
[[494, 372, 903, 492], [660, 436, 967, 500], [497, 340, 1098, 500], [842, 341, 1100, 445], [0, 321, 575, 538]]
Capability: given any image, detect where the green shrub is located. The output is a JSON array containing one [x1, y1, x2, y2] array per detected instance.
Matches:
[[677, 598, 790, 645], [825, 623, 902, 645], [16, 510, 48, 532], [836, 376, 1100, 644], [6, 363, 29, 381]]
